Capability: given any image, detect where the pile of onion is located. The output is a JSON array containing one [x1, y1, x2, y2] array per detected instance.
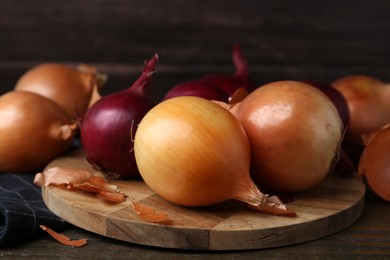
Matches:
[[14, 63, 105, 120], [0, 91, 77, 173], [331, 75, 390, 150], [163, 44, 255, 102], [80, 54, 158, 179], [358, 124, 390, 202], [227, 81, 343, 193]]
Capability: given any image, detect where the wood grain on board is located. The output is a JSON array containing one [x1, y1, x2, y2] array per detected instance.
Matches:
[[42, 149, 365, 250]]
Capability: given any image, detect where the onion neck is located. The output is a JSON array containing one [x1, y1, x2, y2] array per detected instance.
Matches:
[[88, 84, 102, 108], [382, 84, 390, 103], [231, 177, 268, 208], [130, 54, 159, 95], [56, 123, 78, 141], [232, 44, 249, 81], [77, 64, 107, 88]]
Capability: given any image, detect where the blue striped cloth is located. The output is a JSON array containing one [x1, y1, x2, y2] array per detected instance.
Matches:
[[0, 174, 68, 246]]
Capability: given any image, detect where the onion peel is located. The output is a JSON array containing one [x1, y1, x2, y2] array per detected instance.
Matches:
[[132, 203, 172, 225], [34, 167, 126, 203], [39, 225, 87, 247], [34, 167, 172, 223]]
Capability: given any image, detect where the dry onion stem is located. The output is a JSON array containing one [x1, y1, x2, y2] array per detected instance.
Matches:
[[249, 196, 297, 216], [39, 225, 87, 247]]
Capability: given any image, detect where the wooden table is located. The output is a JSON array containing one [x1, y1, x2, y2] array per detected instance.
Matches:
[[1, 0, 390, 258]]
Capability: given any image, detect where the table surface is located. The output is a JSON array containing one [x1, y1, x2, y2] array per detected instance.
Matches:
[[1, 1, 390, 258]]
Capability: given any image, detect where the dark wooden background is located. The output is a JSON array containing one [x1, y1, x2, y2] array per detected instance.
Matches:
[[2, 0, 390, 258], [2, 0, 390, 101]]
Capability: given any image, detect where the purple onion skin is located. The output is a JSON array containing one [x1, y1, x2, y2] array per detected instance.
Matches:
[[163, 81, 229, 102], [199, 74, 249, 96], [199, 44, 256, 96], [303, 80, 350, 128], [80, 54, 158, 179]]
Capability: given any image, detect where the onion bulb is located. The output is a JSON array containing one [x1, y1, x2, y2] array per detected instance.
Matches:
[[80, 54, 158, 179], [358, 124, 390, 202], [229, 81, 343, 193], [14, 63, 104, 120], [0, 91, 77, 173], [331, 75, 390, 149], [134, 96, 267, 207]]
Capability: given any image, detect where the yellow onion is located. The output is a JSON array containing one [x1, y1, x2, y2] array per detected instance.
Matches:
[[0, 91, 77, 173], [229, 81, 343, 193], [358, 124, 390, 202], [331, 75, 390, 150], [134, 96, 267, 207], [14, 63, 104, 120]]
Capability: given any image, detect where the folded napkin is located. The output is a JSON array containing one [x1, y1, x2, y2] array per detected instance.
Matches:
[[0, 174, 69, 246]]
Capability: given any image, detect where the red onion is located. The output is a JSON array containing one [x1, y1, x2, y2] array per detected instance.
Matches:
[[200, 44, 256, 95], [303, 80, 350, 128], [163, 81, 229, 102], [80, 54, 158, 179]]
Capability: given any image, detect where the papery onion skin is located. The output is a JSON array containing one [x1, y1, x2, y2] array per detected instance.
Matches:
[[80, 55, 158, 179], [331, 75, 390, 150], [14, 63, 100, 120], [163, 81, 229, 102], [0, 91, 76, 173], [134, 96, 263, 207], [358, 124, 390, 202], [231, 81, 343, 193]]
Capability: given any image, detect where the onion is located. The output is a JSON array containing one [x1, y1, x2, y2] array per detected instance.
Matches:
[[229, 81, 343, 193], [358, 124, 390, 202], [303, 80, 350, 128], [199, 44, 255, 95], [14, 63, 104, 120], [0, 91, 77, 173], [331, 75, 390, 149], [163, 80, 229, 102], [134, 96, 267, 207], [80, 54, 158, 179], [163, 44, 253, 102]]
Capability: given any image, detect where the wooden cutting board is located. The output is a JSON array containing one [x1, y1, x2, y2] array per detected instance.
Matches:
[[42, 149, 365, 250]]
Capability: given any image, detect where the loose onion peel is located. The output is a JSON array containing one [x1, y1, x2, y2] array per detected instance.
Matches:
[[39, 225, 88, 247], [34, 167, 172, 223]]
